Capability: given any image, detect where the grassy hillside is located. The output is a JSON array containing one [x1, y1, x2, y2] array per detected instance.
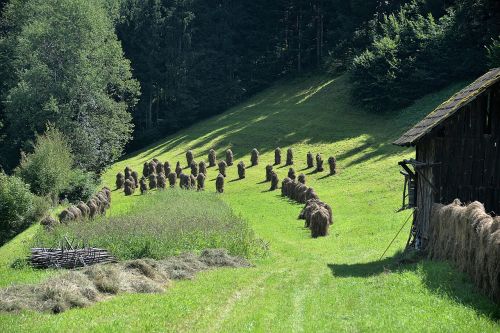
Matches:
[[1, 74, 499, 332]]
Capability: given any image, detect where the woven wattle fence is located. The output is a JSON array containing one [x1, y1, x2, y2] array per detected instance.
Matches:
[[30, 247, 116, 269]]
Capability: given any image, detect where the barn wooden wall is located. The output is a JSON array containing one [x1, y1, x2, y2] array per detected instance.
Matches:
[[416, 82, 500, 246]]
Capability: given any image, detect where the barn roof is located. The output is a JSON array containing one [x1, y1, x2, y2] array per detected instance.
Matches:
[[394, 67, 500, 147]]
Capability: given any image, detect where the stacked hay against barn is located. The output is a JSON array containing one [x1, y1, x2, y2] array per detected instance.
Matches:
[[428, 200, 500, 303]]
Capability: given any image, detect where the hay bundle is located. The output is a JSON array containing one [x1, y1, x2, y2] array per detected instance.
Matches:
[[226, 149, 234, 166], [218, 161, 227, 177], [77, 202, 90, 218], [68, 206, 82, 220], [189, 174, 196, 189], [237, 161, 245, 179], [153, 158, 160, 164], [199, 161, 207, 176], [251, 148, 259, 166], [102, 187, 111, 203], [298, 174, 306, 185], [164, 165, 171, 177], [131, 171, 139, 187], [270, 172, 279, 191], [265, 164, 273, 182], [286, 148, 293, 165], [124, 166, 132, 179], [328, 156, 337, 175], [428, 201, 500, 302], [305, 187, 319, 201], [127, 176, 136, 191], [164, 161, 170, 172], [281, 177, 292, 197], [59, 209, 74, 223], [191, 161, 198, 177], [139, 177, 148, 194], [116, 173, 125, 189], [186, 150, 194, 167], [156, 162, 164, 175], [310, 206, 330, 238], [87, 199, 98, 219], [157, 173, 167, 190], [307, 152, 314, 168], [175, 162, 182, 177], [197, 173, 206, 191], [148, 161, 157, 175], [216, 173, 224, 193], [299, 199, 321, 228], [288, 168, 296, 180], [143, 162, 150, 178], [124, 179, 135, 196], [97, 190, 110, 209], [167, 172, 177, 187], [208, 149, 216, 167], [179, 173, 190, 189], [41, 216, 58, 230], [274, 148, 281, 165], [148, 174, 157, 190], [316, 154, 324, 172]]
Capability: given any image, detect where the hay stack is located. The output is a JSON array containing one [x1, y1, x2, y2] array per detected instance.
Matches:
[[218, 161, 227, 177], [59, 209, 74, 223], [199, 161, 207, 176], [428, 200, 500, 302], [186, 150, 194, 167], [148, 161, 157, 175], [191, 161, 198, 177], [286, 148, 293, 165], [298, 174, 306, 185], [328, 156, 337, 175], [131, 171, 139, 187], [305, 187, 319, 202], [139, 177, 148, 194], [156, 162, 164, 175], [143, 162, 149, 178], [164, 161, 170, 172], [281, 177, 292, 197], [307, 152, 314, 168], [41, 216, 58, 230], [237, 161, 245, 179], [189, 174, 196, 189], [157, 173, 167, 190], [288, 168, 296, 180], [116, 173, 125, 189], [316, 154, 324, 172], [274, 148, 281, 165], [124, 166, 132, 179], [251, 148, 259, 166], [265, 164, 273, 182], [226, 149, 234, 166], [124, 179, 135, 196], [179, 173, 190, 189], [168, 172, 177, 187], [148, 174, 157, 190], [197, 173, 206, 191], [216, 173, 224, 193], [87, 199, 98, 219], [310, 206, 329, 238], [208, 149, 216, 167], [175, 162, 182, 177], [77, 202, 90, 218], [270, 172, 279, 191]]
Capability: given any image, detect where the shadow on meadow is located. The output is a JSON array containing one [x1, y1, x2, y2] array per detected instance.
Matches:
[[328, 255, 500, 321], [122, 74, 437, 166]]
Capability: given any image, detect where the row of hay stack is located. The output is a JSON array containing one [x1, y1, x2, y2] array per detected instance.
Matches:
[[281, 177, 334, 238], [428, 200, 500, 303], [41, 187, 112, 229]]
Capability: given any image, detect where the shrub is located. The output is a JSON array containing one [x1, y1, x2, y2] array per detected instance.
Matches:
[[0, 174, 48, 244], [16, 127, 74, 201], [36, 189, 257, 259], [60, 169, 99, 203], [487, 36, 500, 67]]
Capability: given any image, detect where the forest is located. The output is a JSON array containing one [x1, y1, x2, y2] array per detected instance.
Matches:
[[0, 0, 499, 179]]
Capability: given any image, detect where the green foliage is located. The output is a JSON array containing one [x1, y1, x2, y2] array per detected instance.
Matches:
[[16, 127, 73, 200], [36, 189, 258, 260], [487, 36, 500, 67], [60, 169, 99, 204], [0, 0, 140, 172], [0, 173, 48, 245]]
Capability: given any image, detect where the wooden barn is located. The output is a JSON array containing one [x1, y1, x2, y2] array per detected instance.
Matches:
[[394, 67, 500, 249]]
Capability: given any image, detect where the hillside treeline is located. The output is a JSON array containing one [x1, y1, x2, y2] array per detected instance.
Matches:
[[1, 0, 499, 173]]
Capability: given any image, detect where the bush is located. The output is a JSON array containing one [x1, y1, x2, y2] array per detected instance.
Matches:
[[0, 173, 49, 244], [60, 169, 99, 203], [487, 36, 500, 67], [16, 127, 74, 201], [36, 189, 258, 260]]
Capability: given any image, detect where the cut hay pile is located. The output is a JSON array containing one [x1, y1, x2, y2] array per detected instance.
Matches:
[[428, 200, 500, 302], [56, 188, 111, 225], [0, 249, 250, 314]]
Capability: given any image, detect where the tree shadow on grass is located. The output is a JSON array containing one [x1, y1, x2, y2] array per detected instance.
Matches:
[[328, 253, 500, 321]]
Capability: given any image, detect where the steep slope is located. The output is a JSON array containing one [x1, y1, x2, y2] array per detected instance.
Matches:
[[1, 74, 499, 332]]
